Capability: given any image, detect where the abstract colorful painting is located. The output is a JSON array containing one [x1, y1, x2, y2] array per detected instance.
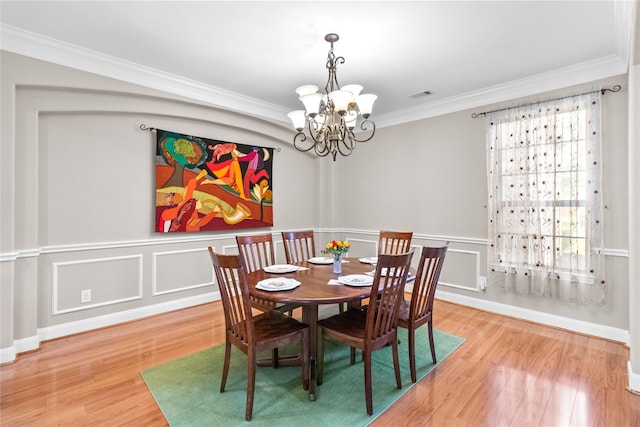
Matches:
[[155, 129, 273, 232]]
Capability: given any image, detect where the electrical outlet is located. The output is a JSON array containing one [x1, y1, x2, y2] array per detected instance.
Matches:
[[80, 289, 92, 303], [479, 276, 487, 291]]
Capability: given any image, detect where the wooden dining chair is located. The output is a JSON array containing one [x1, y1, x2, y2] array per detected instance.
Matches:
[[378, 230, 413, 255], [208, 248, 310, 421], [235, 233, 299, 315], [281, 230, 345, 314], [368, 230, 414, 309], [397, 244, 448, 382], [236, 233, 301, 367], [317, 251, 414, 415], [281, 230, 316, 263]]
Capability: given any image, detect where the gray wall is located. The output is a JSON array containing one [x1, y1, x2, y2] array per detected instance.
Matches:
[[335, 77, 629, 334], [0, 50, 631, 362], [0, 51, 327, 358]]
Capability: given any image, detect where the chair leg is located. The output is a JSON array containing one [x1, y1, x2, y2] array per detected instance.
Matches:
[[301, 329, 310, 391], [246, 351, 256, 421], [220, 341, 231, 392], [428, 322, 437, 364], [363, 350, 373, 415], [408, 328, 417, 383], [317, 328, 325, 384], [350, 347, 356, 364], [392, 338, 402, 389], [272, 348, 279, 368]]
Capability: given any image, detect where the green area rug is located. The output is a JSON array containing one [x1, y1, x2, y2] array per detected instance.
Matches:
[[141, 327, 464, 426]]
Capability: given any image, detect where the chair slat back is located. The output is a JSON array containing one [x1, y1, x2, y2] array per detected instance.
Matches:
[[208, 248, 253, 345], [282, 230, 316, 263], [378, 230, 413, 255], [367, 251, 414, 343], [411, 245, 448, 322], [236, 233, 276, 273]]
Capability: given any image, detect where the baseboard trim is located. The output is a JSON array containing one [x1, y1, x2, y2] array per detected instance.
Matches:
[[1, 292, 220, 363], [3, 288, 630, 362], [629, 361, 640, 393], [38, 292, 220, 341], [436, 290, 630, 344], [0, 346, 17, 364]]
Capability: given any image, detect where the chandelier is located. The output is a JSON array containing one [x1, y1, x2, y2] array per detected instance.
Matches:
[[287, 33, 377, 161]]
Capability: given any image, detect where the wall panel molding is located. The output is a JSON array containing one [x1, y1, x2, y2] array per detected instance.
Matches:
[[439, 249, 482, 293], [52, 255, 143, 315], [152, 248, 214, 296]]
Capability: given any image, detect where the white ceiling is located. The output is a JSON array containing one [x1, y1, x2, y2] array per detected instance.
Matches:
[[0, 1, 635, 127]]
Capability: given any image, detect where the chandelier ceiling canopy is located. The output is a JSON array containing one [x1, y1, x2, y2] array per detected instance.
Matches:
[[287, 33, 377, 161]]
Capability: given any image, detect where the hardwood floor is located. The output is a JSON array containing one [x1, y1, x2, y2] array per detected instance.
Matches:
[[1, 299, 639, 426]]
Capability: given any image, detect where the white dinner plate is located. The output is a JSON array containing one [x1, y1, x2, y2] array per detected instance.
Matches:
[[358, 257, 378, 264], [256, 278, 301, 291], [308, 256, 334, 265], [338, 274, 374, 287], [264, 264, 298, 274]]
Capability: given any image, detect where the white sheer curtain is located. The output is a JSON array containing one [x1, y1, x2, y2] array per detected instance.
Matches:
[[486, 91, 605, 305]]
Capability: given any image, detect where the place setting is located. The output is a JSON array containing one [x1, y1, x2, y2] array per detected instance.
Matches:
[[256, 277, 301, 291], [307, 256, 334, 265], [263, 264, 299, 273], [336, 274, 374, 287]]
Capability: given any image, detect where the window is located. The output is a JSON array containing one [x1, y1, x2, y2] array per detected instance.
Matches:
[[486, 91, 605, 305]]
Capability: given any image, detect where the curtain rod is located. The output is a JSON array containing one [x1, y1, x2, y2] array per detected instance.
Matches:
[[139, 124, 281, 151], [470, 85, 622, 119]]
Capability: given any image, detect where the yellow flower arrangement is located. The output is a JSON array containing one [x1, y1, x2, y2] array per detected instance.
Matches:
[[322, 240, 350, 256]]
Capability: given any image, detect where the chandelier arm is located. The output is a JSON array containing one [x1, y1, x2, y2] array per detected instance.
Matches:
[[308, 122, 332, 158], [315, 139, 331, 157], [325, 55, 344, 93], [349, 119, 377, 143], [310, 123, 332, 158], [336, 134, 356, 157], [292, 131, 316, 153], [334, 120, 355, 157], [308, 121, 324, 144], [316, 142, 332, 157]]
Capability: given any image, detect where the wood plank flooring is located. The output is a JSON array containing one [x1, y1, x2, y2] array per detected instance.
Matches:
[[1, 299, 639, 426]]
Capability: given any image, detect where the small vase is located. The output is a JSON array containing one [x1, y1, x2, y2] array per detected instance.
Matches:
[[333, 253, 343, 274]]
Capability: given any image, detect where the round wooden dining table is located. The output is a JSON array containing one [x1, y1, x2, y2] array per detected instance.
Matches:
[[246, 257, 377, 401]]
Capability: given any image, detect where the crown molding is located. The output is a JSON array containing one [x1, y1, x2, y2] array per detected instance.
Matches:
[[0, 16, 631, 129], [0, 24, 291, 124], [375, 54, 627, 128]]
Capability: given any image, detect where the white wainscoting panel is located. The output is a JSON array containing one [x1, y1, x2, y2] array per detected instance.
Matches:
[[153, 247, 214, 296], [438, 249, 481, 292], [52, 255, 143, 315]]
